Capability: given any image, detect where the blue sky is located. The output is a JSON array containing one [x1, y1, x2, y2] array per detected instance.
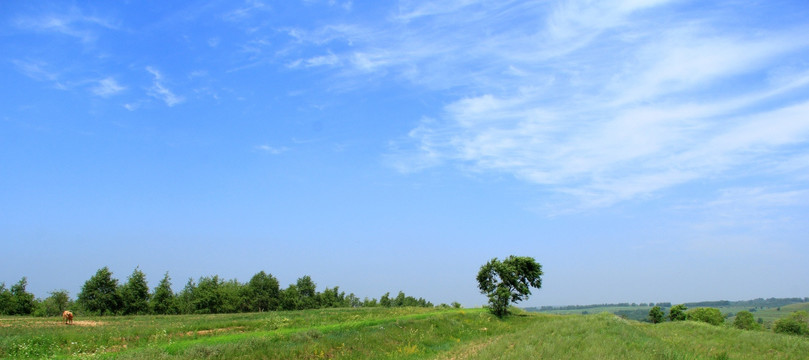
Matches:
[[2, 0, 808, 307]]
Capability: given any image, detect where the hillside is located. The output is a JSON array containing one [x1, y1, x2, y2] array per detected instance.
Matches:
[[2, 308, 808, 359], [530, 298, 809, 324]]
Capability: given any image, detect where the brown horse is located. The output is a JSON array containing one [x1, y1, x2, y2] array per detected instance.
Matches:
[[62, 310, 74, 325]]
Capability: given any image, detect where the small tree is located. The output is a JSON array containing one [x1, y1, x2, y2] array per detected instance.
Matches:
[[150, 272, 175, 315], [648, 306, 664, 324], [476, 256, 543, 317], [0, 283, 12, 315], [78, 267, 122, 315], [9, 277, 36, 315], [733, 310, 759, 330], [193, 275, 224, 314], [296, 276, 318, 310], [246, 271, 280, 312], [669, 304, 687, 321], [379, 292, 392, 307], [120, 267, 150, 315]]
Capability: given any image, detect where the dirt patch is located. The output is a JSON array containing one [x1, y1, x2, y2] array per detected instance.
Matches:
[[72, 320, 105, 327], [183, 326, 246, 337], [0, 318, 104, 328]]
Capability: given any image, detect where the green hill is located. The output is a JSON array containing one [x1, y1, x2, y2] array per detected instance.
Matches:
[[2, 308, 807, 359]]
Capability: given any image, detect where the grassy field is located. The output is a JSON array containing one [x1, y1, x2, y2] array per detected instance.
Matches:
[[2, 307, 808, 359]]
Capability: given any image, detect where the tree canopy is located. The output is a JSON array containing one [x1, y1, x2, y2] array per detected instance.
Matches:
[[77, 267, 121, 316], [476, 255, 543, 317]]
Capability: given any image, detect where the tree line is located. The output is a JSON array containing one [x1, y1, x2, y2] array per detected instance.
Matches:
[[534, 297, 809, 312], [1, 267, 443, 317]]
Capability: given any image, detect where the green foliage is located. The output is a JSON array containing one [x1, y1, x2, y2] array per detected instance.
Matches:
[[6, 270, 437, 318], [648, 306, 664, 324], [175, 278, 197, 314], [687, 307, 724, 326], [733, 310, 760, 330], [280, 284, 300, 311], [78, 267, 122, 315], [295, 275, 318, 310], [193, 275, 225, 314], [35, 290, 71, 317], [773, 311, 809, 335], [151, 272, 176, 315], [3, 277, 37, 315], [319, 286, 347, 308], [0, 283, 10, 315], [120, 267, 150, 315], [379, 292, 392, 307], [246, 271, 280, 312], [477, 255, 543, 317], [669, 304, 688, 321]]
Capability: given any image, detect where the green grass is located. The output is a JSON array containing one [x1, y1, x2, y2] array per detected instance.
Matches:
[[1, 308, 808, 359]]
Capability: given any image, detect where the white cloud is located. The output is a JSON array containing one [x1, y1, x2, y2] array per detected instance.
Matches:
[[288, 52, 341, 68], [12, 59, 60, 82], [146, 67, 184, 107], [270, 1, 809, 210], [349, 2, 809, 209], [223, 0, 270, 23], [255, 145, 289, 154], [14, 8, 119, 43], [91, 77, 125, 97]]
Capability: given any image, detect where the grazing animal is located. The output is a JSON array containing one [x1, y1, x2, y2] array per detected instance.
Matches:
[[62, 310, 74, 325]]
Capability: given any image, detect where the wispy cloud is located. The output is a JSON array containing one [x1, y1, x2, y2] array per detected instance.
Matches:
[[281, 0, 809, 210], [91, 77, 125, 97], [255, 145, 289, 154], [223, 0, 270, 23], [13, 8, 119, 43], [146, 67, 184, 107], [288, 52, 340, 68], [12, 59, 61, 83]]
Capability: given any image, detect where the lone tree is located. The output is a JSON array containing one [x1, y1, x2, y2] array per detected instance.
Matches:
[[476, 256, 543, 317]]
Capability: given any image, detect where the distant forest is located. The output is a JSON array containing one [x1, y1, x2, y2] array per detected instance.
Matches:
[[0, 267, 451, 317], [530, 298, 809, 312]]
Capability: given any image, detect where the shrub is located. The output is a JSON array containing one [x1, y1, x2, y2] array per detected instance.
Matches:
[[773, 311, 808, 335], [733, 311, 759, 330], [687, 307, 724, 326], [648, 306, 664, 324], [669, 304, 687, 321]]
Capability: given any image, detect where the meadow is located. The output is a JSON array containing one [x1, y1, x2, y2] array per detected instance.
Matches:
[[2, 307, 808, 359]]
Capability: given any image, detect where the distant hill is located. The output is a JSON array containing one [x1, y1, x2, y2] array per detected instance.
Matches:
[[526, 297, 809, 323]]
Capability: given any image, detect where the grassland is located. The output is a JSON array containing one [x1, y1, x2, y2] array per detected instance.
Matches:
[[2, 307, 808, 359]]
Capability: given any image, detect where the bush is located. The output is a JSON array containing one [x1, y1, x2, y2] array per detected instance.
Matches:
[[669, 304, 687, 321], [687, 307, 724, 326], [733, 310, 759, 330], [773, 311, 808, 335], [648, 306, 664, 324]]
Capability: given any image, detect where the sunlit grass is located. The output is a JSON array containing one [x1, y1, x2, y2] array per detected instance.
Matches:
[[1, 308, 807, 359]]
